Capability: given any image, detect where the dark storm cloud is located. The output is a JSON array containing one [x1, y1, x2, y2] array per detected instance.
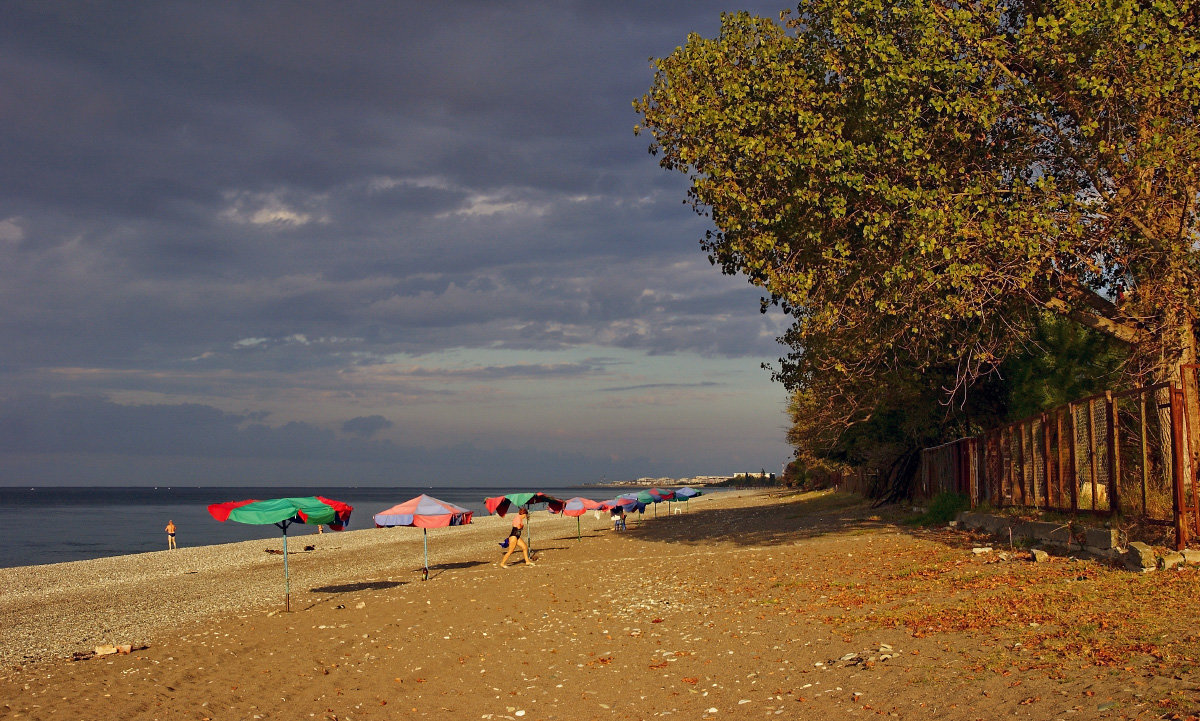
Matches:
[[0, 2, 796, 483]]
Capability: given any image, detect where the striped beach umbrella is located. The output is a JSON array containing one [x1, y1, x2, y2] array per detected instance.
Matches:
[[558, 497, 602, 540], [374, 495, 473, 581]]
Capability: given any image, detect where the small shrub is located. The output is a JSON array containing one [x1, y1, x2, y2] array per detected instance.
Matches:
[[908, 492, 970, 526]]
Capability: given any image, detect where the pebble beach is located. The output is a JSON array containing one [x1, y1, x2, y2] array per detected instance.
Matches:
[[4, 489, 1198, 720]]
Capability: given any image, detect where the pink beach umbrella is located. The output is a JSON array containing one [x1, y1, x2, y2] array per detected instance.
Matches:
[[560, 497, 602, 540], [374, 494, 473, 581]]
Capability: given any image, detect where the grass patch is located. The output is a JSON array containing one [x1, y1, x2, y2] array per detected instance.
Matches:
[[906, 492, 970, 526]]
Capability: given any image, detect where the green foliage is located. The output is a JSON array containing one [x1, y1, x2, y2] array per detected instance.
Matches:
[[1000, 314, 1129, 420], [908, 492, 970, 526], [711, 473, 781, 487], [637, 0, 1200, 493]]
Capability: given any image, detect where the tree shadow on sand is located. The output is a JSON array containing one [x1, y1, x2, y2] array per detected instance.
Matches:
[[629, 491, 982, 551], [311, 580, 405, 593]]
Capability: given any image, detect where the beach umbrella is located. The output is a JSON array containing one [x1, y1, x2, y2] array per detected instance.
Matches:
[[627, 490, 661, 517], [652, 488, 676, 501], [674, 486, 702, 511], [614, 494, 648, 513], [599, 497, 642, 512], [208, 496, 353, 612], [611, 494, 647, 522], [373, 495, 473, 581], [600, 497, 642, 529], [484, 492, 565, 516], [558, 497, 601, 540], [484, 492, 565, 553]]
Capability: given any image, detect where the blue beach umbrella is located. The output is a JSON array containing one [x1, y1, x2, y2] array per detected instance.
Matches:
[[673, 486, 702, 511]]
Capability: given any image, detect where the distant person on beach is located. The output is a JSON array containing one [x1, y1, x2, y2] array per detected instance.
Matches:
[[165, 520, 177, 550], [499, 506, 535, 568]]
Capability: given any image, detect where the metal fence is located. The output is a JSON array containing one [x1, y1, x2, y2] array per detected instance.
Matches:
[[919, 377, 1198, 548]]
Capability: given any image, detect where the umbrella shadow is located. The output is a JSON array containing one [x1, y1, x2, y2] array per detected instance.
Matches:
[[551, 532, 604, 541], [310, 580, 406, 593], [424, 559, 491, 580]]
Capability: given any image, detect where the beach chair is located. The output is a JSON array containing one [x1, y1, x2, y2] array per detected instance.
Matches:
[[612, 514, 626, 531]]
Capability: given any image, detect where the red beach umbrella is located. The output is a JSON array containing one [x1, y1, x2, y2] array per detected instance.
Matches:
[[208, 495, 354, 612], [373, 495, 473, 581], [484, 492, 565, 554], [484, 492, 565, 516]]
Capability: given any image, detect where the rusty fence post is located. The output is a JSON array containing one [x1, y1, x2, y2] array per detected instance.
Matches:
[[1068, 402, 1079, 515], [1041, 414, 1052, 510], [1107, 390, 1120, 516], [1172, 385, 1189, 549], [1057, 410, 1067, 510], [1181, 364, 1200, 538]]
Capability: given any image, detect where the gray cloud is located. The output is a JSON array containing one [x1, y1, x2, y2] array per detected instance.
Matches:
[[0, 394, 664, 484], [341, 415, 393, 438], [0, 2, 795, 485]]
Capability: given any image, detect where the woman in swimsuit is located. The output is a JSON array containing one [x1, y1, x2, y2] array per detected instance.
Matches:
[[499, 506, 535, 568]]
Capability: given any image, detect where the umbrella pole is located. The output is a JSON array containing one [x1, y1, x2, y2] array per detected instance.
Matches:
[[279, 521, 291, 613], [423, 528, 429, 581], [577, 516, 581, 541]]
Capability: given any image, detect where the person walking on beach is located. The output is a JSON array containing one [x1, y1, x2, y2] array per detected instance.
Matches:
[[499, 506, 535, 568], [165, 520, 177, 550]]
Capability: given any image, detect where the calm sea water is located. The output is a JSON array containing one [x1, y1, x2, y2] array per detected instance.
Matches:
[[0, 485, 644, 568]]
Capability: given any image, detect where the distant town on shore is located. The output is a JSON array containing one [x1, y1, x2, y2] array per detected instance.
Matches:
[[587, 472, 778, 488]]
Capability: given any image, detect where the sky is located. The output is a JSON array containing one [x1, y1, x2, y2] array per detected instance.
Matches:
[[0, 2, 797, 487]]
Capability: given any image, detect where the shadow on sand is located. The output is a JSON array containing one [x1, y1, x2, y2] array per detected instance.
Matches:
[[424, 559, 492, 580], [311, 580, 405, 593]]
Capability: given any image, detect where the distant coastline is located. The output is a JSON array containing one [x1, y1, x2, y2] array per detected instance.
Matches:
[[586, 473, 779, 488], [584, 475, 732, 488]]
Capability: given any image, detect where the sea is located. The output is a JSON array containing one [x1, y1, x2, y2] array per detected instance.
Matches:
[[0, 484, 651, 569]]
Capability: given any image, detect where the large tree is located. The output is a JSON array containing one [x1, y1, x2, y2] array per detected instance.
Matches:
[[636, 0, 1200, 452]]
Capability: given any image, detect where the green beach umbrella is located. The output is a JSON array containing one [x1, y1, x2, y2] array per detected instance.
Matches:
[[484, 492, 565, 553], [208, 496, 353, 612]]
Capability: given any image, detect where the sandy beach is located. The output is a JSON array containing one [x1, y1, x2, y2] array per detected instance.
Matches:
[[4, 489, 1200, 720]]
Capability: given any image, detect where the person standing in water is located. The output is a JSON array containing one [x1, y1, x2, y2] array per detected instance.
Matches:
[[165, 520, 177, 550], [499, 506, 535, 568]]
